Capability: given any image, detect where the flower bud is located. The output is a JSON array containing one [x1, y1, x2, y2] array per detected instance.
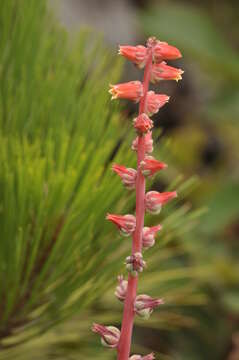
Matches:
[[145, 191, 177, 214], [106, 214, 136, 236], [112, 164, 137, 190], [125, 252, 146, 277], [118, 45, 148, 68], [146, 91, 169, 116], [140, 156, 167, 177], [142, 225, 162, 249], [92, 323, 120, 348], [153, 41, 182, 63], [132, 131, 153, 154], [133, 113, 153, 134], [115, 275, 128, 302], [134, 294, 164, 319], [109, 81, 143, 102], [151, 61, 184, 83], [130, 353, 155, 360]]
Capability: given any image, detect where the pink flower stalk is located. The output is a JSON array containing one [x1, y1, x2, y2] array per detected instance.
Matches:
[[106, 213, 136, 236], [134, 294, 164, 319], [151, 61, 184, 83], [112, 164, 137, 190], [93, 36, 182, 359], [118, 45, 148, 68], [130, 354, 155, 360], [145, 191, 177, 214], [115, 275, 128, 302], [132, 131, 153, 154], [133, 113, 153, 134], [109, 81, 143, 102], [140, 156, 167, 177], [142, 225, 162, 249], [92, 323, 120, 348], [146, 91, 170, 116], [153, 40, 182, 62]]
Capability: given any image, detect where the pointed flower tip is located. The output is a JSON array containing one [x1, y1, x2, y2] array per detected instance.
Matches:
[[150, 61, 183, 83], [112, 164, 137, 190], [140, 156, 168, 177], [118, 44, 148, 68], [106, 213, 136, 236], [145, 190, 177, 214], [142, 224, 162, 249], [108, 81, 143, 102], [153, 41, 182, 62], [146, 91, 170, 116], [92, 323, 120, 348], [135, 294, 164, 319]]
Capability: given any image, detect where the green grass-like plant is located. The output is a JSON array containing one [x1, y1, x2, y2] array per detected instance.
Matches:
[[0, 1, 207, 358]]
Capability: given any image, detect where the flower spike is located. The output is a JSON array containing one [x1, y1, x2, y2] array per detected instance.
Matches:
[[119, 45, 148, 68], [145, 190, 177, 214], [106, 214, 136, 236], [133, 113, 153, 134], [140, 156, 167, 177], [92, 323, 120, 348], [142, 225, 162, 249], [151, 61, 184, 83], [112, 164, 137, 190], [134, 294, 164, 319], [146, 91, 169, 116], [96, 36, 183, 359], [109, 81, 143, 102]]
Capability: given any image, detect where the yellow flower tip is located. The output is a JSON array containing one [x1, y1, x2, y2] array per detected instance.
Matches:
[[109, 84, 117, 99]]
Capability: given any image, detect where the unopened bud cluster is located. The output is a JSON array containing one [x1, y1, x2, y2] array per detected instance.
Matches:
[[93, 37, 183, 359], [125, 252, 146, 277]]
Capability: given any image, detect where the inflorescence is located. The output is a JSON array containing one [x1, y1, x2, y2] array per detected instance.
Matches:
[[92, 36, 183, 359]]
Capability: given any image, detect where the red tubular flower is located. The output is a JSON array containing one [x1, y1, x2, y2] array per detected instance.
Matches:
[[133, 113, 153, 134], [151, 61, 184, 83], [92, 323, 120, 348], [115, 275, 128, 302], [134, 294, 164, 319], [146, 91, 169, 116], [153, 41, 182, 63], [118, 45, 148, 68], [145, 190, 177, 214], [106, 213, 136, 236], [130, 354, 155, 360], [142, 225, 162, 249], [140, 155, 167, 177], [112, 164, 137, 190], [132, 131, 153, 154], [109, 81, 143, 102]]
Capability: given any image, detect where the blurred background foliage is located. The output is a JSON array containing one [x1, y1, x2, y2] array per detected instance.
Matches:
[[0, 0, 239, 359]]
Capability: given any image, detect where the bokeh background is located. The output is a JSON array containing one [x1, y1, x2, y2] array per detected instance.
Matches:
[[0, 0, 239, 359]]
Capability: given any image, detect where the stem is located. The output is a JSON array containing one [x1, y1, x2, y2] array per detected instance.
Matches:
[[117, 50, 153, 360]]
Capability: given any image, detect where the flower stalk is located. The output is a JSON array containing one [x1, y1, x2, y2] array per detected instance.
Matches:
[[92, 37, 183, 359]]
